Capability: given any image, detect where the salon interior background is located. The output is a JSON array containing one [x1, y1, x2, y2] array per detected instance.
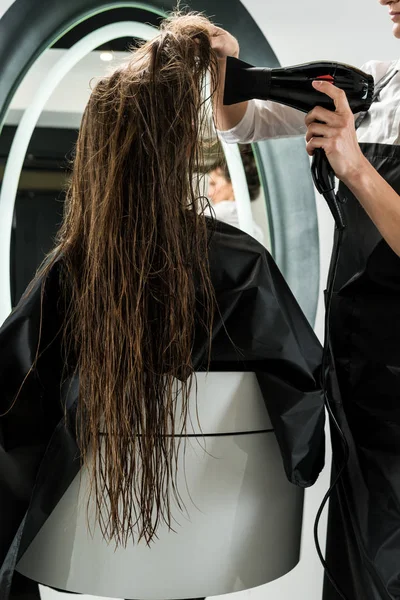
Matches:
[[0, 1, 398, 600]]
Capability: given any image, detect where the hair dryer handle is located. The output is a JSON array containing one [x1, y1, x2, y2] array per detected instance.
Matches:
[[312, 149, 345, 230], [311, 149, 335, 195]]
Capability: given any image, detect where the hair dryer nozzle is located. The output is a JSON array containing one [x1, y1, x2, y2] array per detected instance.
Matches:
[[223, 56, 272, 105]]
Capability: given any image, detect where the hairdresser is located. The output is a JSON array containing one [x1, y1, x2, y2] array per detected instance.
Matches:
[[211, 1, 400, 599]]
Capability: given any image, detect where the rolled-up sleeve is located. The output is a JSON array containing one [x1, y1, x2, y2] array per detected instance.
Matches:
[[216, 98, 307, 144]]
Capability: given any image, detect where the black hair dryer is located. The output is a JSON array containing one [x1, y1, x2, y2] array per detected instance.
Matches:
[[223, 57, 375, 229]]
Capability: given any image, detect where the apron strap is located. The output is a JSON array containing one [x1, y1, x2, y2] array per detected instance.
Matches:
[[355, 65, 399, 130]]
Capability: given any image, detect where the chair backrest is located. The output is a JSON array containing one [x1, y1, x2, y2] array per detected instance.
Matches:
[[16, 372, 304, 599]]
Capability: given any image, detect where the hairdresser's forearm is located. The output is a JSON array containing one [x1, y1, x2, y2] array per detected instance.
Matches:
[[213, 57, 248, 131], [342, 159, 400, 257]]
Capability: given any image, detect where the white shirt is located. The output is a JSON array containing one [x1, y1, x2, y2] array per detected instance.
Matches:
[[204, 200, 265, 244], [217, 60, 400, 147]]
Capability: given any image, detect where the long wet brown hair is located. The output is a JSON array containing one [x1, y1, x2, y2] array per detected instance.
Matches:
[[32, 11, 220, 545]]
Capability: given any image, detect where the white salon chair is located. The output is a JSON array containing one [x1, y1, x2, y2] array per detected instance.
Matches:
[[16, 372, 304, 599]]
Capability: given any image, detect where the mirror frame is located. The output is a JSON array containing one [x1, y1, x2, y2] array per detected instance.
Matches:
[[0, 0, 319, 325]]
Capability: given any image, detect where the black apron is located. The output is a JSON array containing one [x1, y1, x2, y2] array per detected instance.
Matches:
[[323, 69, 400, 600]]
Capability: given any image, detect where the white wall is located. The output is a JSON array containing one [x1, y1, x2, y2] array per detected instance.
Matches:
[[0, 1, 399, 599], [244, 0, 400, 67]]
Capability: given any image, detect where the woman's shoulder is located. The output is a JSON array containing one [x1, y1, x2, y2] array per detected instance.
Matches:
[[205, 218, 269, 290], [207, 217, 266, 256], [0, 253, 63, 340]]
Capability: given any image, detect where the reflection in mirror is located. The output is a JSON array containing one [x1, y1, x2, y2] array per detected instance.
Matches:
[[1, 50, 130, 306], [197, 137, 271, 248], [0, 126, 74, 305]]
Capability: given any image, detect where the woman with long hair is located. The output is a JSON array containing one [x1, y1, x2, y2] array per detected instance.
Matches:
[[0, 11, 324, 600]]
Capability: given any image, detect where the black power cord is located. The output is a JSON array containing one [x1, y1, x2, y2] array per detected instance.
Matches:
[[313, 219, 351, 600], [307, 162, 351, 597]]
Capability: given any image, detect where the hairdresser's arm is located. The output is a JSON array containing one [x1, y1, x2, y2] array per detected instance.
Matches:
[[306, 80, 400, 257], [210, 27, 306, 143], [210, 27, 247, 130]]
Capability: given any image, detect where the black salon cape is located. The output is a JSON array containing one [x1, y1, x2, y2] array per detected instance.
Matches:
[[0, 220, 325, 599]]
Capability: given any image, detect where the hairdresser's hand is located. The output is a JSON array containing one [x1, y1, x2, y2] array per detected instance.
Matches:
[[210, 26, 240, 59], [209, 26, 244, 132], [305, 81, 369, 184]]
